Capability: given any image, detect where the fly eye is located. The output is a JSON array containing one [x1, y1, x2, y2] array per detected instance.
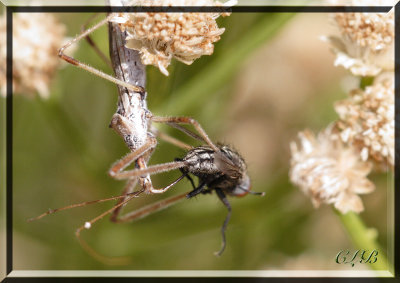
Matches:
[[229, 175, 251, 197], [234, 175, 264, 197], [239, 175, 251, 191]]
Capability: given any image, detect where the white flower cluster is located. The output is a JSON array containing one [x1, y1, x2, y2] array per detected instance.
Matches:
[[0, 13, 67, 98], [290, 126, 374, 213], [290, 0, 394, 213], [335, 74, 394, 168], [110, 0, 236, 76], [325, 0, 394, 76]]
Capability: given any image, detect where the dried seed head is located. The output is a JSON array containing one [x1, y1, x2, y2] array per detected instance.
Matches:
[[0, 13, 67, 98], [290, 125, 374, 214], [110, 0, 236, 76], [335, 73, 394, 168], [323, 0, 394, 76]]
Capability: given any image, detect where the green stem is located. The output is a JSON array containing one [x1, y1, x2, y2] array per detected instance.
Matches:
[[335, 210, 391, 271], [359, 76, 374, 90], [163, 13, 295, 115]]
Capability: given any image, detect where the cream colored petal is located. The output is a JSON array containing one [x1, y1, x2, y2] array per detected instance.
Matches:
[[334, 193, 364, 214], [351, 179, 375, 194]]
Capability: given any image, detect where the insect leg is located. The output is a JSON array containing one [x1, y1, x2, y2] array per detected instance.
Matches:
[[76, 191, 187, 264], [186, 181, 207, 199], [27, 189, 144, 222], [151, 116, 219, 152], [58, 14, 144, 93], [108, 136, 158, 179], [111, 145, 160, 219], [81, 14, 113, 68], [109, 136, 186, 193], [111, 160, 186, 182], [75, 189, 145, 265], [109, 136, 185, 184], [183, 173, 197, 190], [164, 123, 204, 143], [215, 188, 232, 256], [150, 125, 192, 150], [175, 158, 197, 190], [111, 177, 188, 223], [110, 178, 138, 222]]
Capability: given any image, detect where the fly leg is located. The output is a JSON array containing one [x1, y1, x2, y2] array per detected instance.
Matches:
[[215, 188, 232, 256], [186, 182, 207, 199]]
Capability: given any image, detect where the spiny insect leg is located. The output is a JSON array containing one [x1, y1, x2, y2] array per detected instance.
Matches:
[[110, 180, 188, 223], [81, 13, 112, 68], [151, 116, 219, 152], [109, 137, 157, 179], [59, 13, 143, 93]]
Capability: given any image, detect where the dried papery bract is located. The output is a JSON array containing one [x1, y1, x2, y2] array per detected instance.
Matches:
[[335, 73, 394, 169], [110, 0, 236, 76], [0, 13, 67, 98], [289, 126, 375, 214], [323, 0, 394, 76]]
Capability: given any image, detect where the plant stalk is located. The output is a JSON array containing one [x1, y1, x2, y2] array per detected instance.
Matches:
[[335, 210, 391, 272]]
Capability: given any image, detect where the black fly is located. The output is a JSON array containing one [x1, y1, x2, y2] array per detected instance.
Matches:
[[179, 144, 264, 255]]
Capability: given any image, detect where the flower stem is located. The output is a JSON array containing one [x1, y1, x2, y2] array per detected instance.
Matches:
[[335, 210, 391, 272]]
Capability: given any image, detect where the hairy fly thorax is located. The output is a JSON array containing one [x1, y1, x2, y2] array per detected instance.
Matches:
[[182, 144, 250, 197]]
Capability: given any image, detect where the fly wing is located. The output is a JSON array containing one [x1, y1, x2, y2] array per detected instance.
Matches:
[[214, 151, 243, 179]]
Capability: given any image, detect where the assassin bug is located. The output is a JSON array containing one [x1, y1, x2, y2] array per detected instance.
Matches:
[[29, 5, 264, 263], [29, 110, 265, 262]]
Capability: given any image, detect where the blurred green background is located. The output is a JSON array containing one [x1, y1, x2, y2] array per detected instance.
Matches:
[[3, 10, 393, 271]]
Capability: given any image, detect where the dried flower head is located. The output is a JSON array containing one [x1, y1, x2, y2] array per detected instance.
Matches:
[[323, 0, 394, 76], [290, 126, 374, 214], [335, 73, 394, 168], [110, 0, 236, 76], [0, 13, 67, 98]]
